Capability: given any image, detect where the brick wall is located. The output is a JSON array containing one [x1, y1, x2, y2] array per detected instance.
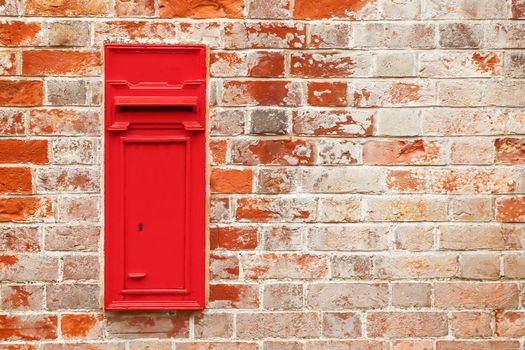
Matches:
[[1, 0, 525, 349]]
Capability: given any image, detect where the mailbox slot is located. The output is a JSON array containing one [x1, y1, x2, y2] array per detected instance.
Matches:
[[104, 44, 207, 310]]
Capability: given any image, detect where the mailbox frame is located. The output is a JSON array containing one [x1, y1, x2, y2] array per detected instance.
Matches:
[[103, 44, 209, 311]]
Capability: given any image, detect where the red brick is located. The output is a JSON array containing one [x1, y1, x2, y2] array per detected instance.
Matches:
[[210, 226, 258, 250], [367, 312, 448, 337], [41, 344, 124, 350], [208, 284, 260, 309], [0, 168, 32, 194], [237, 312, 320, 339], [496, 197, 525, 222], [25, 0, 108, 15], [242, 253, 327, 279], [496, 312, 525, 337], [0, 315, 57, 340], [106, 312, 189, 338], [435, 282, 519, 309], [452, 312, 493, 338], [224, 22, 306, 49], [177, 343, 258, 350], [235, 197, 316, 222], [392, 341, 433, 350], [247, 51, 285, 77], [0, 80, 43, 106], [211, 169, 252, 194], [513, 0, 525, 18], [307, 82, 347, 107], [294, 0, 375, 19], [159, 0, 244, 18], [210, 52, 246, 77], [495, 138, 525, 164], [0, 226, 40, 252], [61, 314, 103, 339], [306, 341, 385, 350], [115, 0, 155, 16], [210, 140, 227, 165], [0, 21, 43, 46], [222, 80, 302, 106], [0, 284, 43, 310], [363, 140, 444, 165], [23, 51, 101, 76], [232, 139, 314, 165], [0, 140, 47, 164], [0, 197, 52, 222]]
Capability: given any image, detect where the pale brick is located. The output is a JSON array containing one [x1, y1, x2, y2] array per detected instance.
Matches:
[[394, 225, 434, 251], [438, 80, 483, 106], [316, 139, 360, 165], [435, 282, 519, 309], [194, 313, 233, 339], [459, 254, 500, 280], [309, 23, 351, 49], [50, 138, 97, 165], [375, 254, 458, 279], [424, 0, 508, 19], [1, 284, 44, 310], [57, 196, 100, 222], [263, 283, 303, 310], [307, 225, 389, 251], [419, 52, 502, 77], [503, 253, 525, 278], [349, 80, 435, 107], [300, 167, 383, 194], [486, 80, 525, 106], [375, 109, 421, 136], [365, 197, 448, 222], [392, 283, 432, 307], [375, 52, 416, 77], [439, 224, 524, 250], [318, 197, 361, 223], [0, 255, 58, 282], [450, 197, 492, 221], [439, 23, 483, 48], [106, 312, 189, 338], [322, 312, 361, 337], [242, 253, 327, 279], [354, 23, 435, 49], [293, 108, 373, 137], [367, 312, 448, 337], [450, 138, 493, 165], [452, 312, 493, 338], [44, 226, 100, 252], [432, 168, 516, 194], [236, 312, 319, 339], [262, 226, 303, 251], [422, 109, 507, 135], [63, 255, 99, 280], [306, 283, 388, 309], [46, 284, 99, 310], [47, 21, 90, 47], [331, 255, 372, 279]]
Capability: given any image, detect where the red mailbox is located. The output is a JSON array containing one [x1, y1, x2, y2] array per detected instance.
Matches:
[[104, 44, 207, 310]]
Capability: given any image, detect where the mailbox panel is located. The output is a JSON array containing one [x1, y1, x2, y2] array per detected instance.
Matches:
[[104, 45, 207, 310]]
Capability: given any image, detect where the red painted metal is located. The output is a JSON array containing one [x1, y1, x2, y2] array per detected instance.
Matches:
[[104, 44, 207, 310]]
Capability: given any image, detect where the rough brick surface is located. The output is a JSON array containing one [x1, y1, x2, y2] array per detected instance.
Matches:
[[1, 1, 524, 348]]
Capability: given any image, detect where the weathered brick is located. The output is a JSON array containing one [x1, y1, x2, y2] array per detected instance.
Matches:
[[210, 226, 258, 250], [450, 197, 492, 221], [293, 109, 373, 137], [503, 253, 525, 278], [422, 109, 506, 135], [47, 21, 90, 46], [177, 343, 257, 350], [262, 225, 303, 251], [115, 0, 155, 16], [0, 51, 16, 75], [432, 168, 516, 194], [496, 312, 525, 337], [0, 315, 57, 340], [194, 313, 233, 338], [354, 23, 434, 49], [44, 225, 100, 252], [300, 167, 383, 194], [242, 253, 327, 279], [247, 51, 286, 77], [224, 22, 306, 49], [309, 22, 351, 49], [366, 197, 448, 222], [307, 82, 347, 107], [306, 283, 388, 309], [394, 225, 434, 251], [496, 197, 525, 222], [291, 52, 370, 78], [317, 139, 360, 165], [452, 312, 493, 338], [56, 196, 99, 222], [419, 52, 502, 77], [263, 283, 303, 310], [210, 109, 245, 135], [0, 21, 44, 46], [450, 138, 493, 164], [380, 0, 420, 19], [375, 254, 457, 279], [424, 0, 507, 19], [209, 254, 239, 280], [249, 109, 289, 135], [232, 139, 314, 165], [307, 225, 389, 251], [50, 139, 97, 165], [495, 138, 525, 164], [392, 341, 432, 350], [305, 341, 386, 350], [222, 80, 302, 106], [29, 109, 100, 135], [331, 255, 372, 279], [0, 226, 40, 252], [439, 224, 523, 250], [61, 314, 103, 339], [63, 255, 100, 280], [317, 197, 361, 222], [367, 312, 448, 337], [257, 168, 295, 194], [439, 23, 482, 48], [376, 52, 416, 77], [235, 197, 316, 223], [46, 79, 87, 105], [459, 254, 500, 280], [0, 110, 25, 135], [208, 284, 259, 309], [236, 312, 319, 339], [435, 282, 519, 309], [46, 284, 99, 310], [386, 169, 427, 193], [506, 53, 525, 77], [322, 312, 361, 337], [106, 312, 189, 338], [93, 21, 178, 46], [36, 168, 99, 193], [0, 255, 58, 281], [363, 140, 444, 165], [1, 284, 44, 310], [248, 0, 290, 18], [438, 80, 483, 106], [436, 341, 520, 350], [392, 283, 432, 307]]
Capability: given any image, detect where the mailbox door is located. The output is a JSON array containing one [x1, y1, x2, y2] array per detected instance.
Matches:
[[104, 45, 207, 310]]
